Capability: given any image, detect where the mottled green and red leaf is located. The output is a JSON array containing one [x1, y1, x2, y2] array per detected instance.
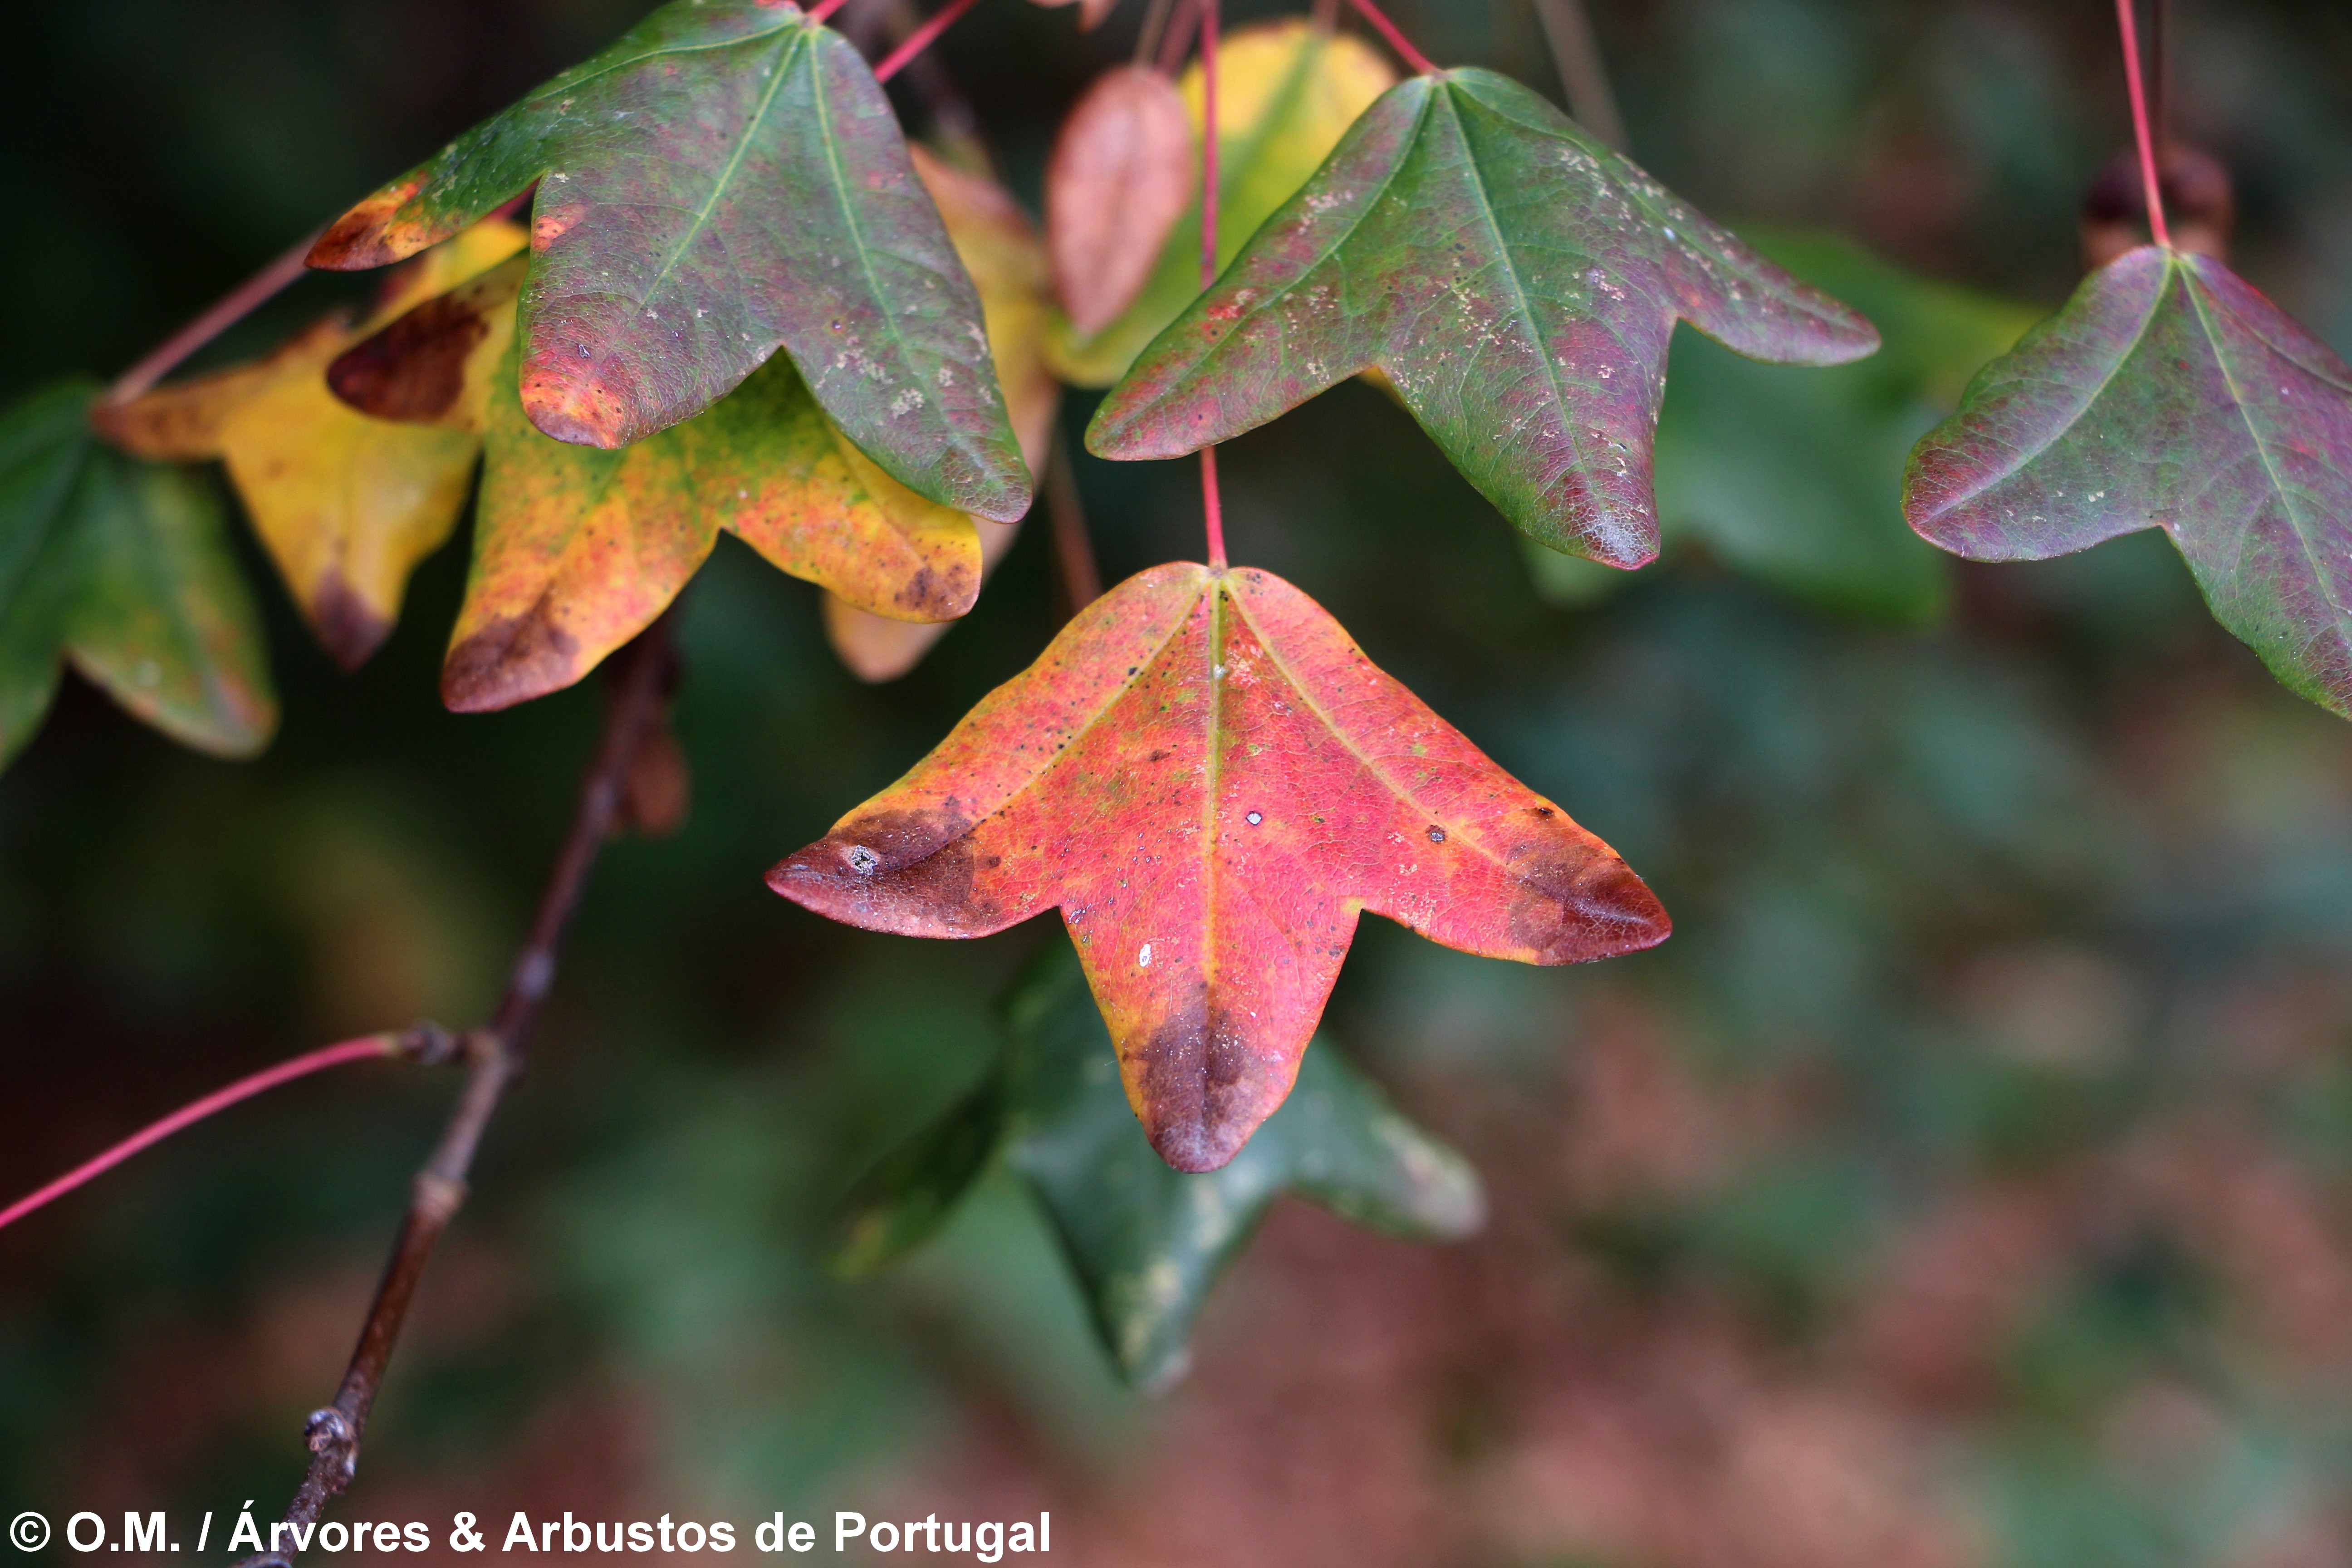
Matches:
[[309, 0, 1030, 522], [1089, 69, 1879, 567], [1906, 245, 2352, 717]]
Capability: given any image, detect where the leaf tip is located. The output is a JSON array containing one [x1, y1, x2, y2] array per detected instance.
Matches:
[[1128, 1010, 1294, 1174], [520, 369, 642, 450], [309, 177, 431, 271], [441, 605, 584, 712], [310, 571, 392, 673]]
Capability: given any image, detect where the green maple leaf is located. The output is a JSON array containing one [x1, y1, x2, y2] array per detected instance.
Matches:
[[1088, 69, 1878, 568], [309, 0, 1030, 523], [0, 380, 277, 769], [833, 939, 1483, 1390], [1906, 244, 2352, 718]]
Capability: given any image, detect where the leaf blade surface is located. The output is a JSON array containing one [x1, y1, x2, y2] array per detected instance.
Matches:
[[309, 0, 1030, 520], [771, 562, 1667, 1171], [1905, 245, 2352, 715], [1089, 70, 1878, 567]]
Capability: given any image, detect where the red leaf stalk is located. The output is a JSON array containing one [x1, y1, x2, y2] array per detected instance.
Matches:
[[103, 228, 323, 407], [808, 0, 854, 25], [2114, 0, 2171, 249], [1344, 0, 1438, 77], [1197, 0, 1228, 569], [0, 1034, 402, 1235], [873, 0, 980, 83]]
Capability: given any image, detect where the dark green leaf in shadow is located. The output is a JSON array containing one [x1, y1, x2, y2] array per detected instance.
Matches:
[[1646, 232, 2035, 624], [832, 938, 1484, 1391], [0, 378, 278, 769]]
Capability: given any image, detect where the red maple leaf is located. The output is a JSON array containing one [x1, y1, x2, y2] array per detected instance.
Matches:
[[770, 563, 1669, 1170]]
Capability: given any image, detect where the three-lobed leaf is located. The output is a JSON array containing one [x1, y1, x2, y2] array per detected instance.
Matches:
[[448, 328, 980, 712], [833, 937, 1482, 1389], [1906, 244, 2352, 717], [310, 0, 1031, 524], [1045, 20, 1396, 387], [770, 561, 1668, 1172], [1, 381, 276, 767], [1089, 69, 1880, 568]]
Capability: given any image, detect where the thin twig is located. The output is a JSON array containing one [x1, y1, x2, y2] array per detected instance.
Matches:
[[238, 614, 681, 1568], [1530, 0, 1625, 150], [103, 228, 323, 407], [1045, 434, 1105, 616], [877, 0, 985, 151]]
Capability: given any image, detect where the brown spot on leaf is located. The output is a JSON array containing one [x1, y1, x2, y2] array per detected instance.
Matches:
[[889, 557, 980, 622], [521, 361, 641, 449], [309, 568, 392, 673], [1504, 845, 1671, 964], [440, 599, 583, 713], [329, 292, 491, 423], [767, 805, 998, 934], [309, 176, 434, 271], [1130, 1001, 1274, 1173]]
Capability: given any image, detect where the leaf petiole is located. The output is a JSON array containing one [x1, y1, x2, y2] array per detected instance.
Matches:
[[873, 0, 982, 83], [2114, 0, 2171, 248], [1342, 0, 1437, 78], [0, 1030, 441, 1236], [1196, 0, 1228, 568]]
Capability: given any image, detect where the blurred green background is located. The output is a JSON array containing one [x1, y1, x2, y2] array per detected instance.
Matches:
[[9, 0, 2352, 1563]]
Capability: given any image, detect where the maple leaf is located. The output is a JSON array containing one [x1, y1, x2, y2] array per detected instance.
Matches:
[[1906, 244, 2352, 718], [770, 562, 1668, 1171], [1088, 69, 1880, 569], [308, 0, 1031, 526], [1048, 65, 1196, 337], [824, 148, 1064, 683], [1046, 19, 1396, 387], [93, 223, 526, 670], [834, 939, 1482, 1388], [2, 381, 276, 768]]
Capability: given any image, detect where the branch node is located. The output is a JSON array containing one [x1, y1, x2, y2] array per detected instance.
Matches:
[[396, 1022, 464, 1067], [412, 1171, 469, 1225], [304, 1405, 358, 1467]]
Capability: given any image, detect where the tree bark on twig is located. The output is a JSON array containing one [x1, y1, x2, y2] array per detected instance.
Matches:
[[237, 612, 681, 1568]]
